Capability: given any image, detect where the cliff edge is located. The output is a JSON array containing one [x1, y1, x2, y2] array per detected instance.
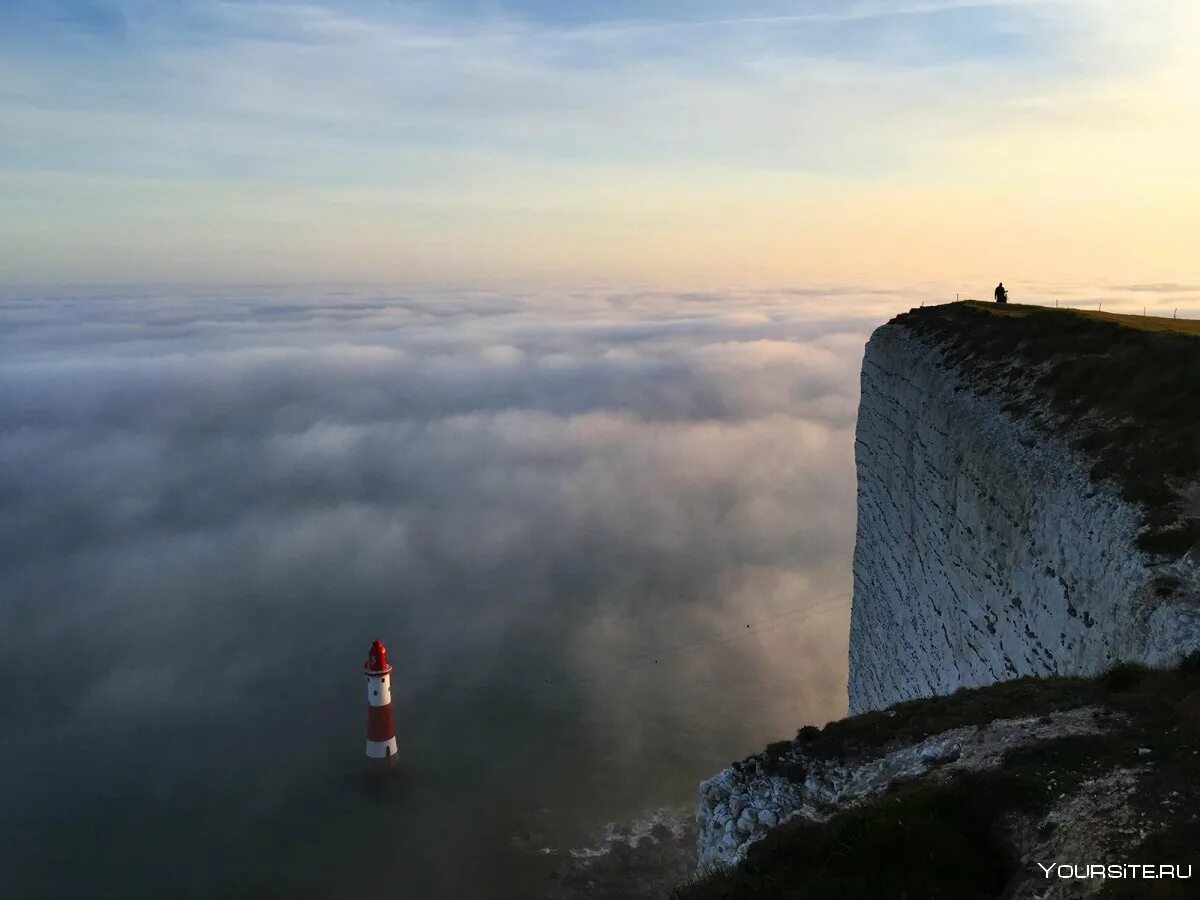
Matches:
[[850, 301, 1200, 713]]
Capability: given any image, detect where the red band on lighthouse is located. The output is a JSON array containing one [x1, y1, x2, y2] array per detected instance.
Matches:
[[367, 704, 395, 742], [364, 639, 398, 763]]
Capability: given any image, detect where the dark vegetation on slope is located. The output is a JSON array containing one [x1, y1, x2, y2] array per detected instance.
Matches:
[[788, 671, 1102, 763], [894, 301, 1200, 557], [670, 655, 1200, 900], [1100, 822, 1200, 900]]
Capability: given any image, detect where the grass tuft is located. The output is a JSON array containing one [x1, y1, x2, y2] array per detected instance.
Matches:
[[1179, 651, 1200, 676], [1102, 661, 1150, 692]]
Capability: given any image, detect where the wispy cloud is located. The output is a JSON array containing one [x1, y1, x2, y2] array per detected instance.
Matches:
[[1108, 283, 1200, 294], [550, 0, 1065, 38]]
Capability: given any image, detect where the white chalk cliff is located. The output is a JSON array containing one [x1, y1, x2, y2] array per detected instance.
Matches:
[[689, 305, 1200, 880], [849, 317, 1200, 713]]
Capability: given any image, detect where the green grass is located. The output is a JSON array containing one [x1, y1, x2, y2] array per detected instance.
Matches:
[[794, 674, 1101, 762], [669, 656, 1200, 900], [894, 301, 1200, 556], [973, 301, 1200, 336]]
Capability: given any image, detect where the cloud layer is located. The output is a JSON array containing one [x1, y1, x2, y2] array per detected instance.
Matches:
[[0, 285, 910, 898]]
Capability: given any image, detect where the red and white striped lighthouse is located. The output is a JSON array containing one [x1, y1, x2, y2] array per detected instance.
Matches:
[[364, 639, 397, 765]]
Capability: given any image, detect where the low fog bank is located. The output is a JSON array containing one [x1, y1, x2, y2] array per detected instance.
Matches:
[[1, 285, 910, 897]]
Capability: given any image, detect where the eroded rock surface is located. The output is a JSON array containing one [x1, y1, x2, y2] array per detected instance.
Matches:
[[850, 320, 1200, 713], [698, 707, 1108, 869]]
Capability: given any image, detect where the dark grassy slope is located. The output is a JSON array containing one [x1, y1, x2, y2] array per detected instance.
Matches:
[[670, 656, 1200, 900], [892, 301, 1200, 556]]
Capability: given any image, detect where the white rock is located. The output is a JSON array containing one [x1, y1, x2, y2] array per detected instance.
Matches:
[[696, 706, 1107, 870], [735, 808, 757, 833], [849, 321, 1200, 714]]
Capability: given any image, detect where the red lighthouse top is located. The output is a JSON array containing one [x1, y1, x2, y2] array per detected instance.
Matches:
[[365, 639, 392, 675]]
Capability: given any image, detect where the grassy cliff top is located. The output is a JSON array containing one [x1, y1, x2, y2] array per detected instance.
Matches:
[[890, 301, 1200, 557], [961, 300, 1200, 336]]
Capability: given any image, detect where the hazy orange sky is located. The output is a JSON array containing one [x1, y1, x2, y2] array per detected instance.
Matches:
[[3, 0, 1199, 286]]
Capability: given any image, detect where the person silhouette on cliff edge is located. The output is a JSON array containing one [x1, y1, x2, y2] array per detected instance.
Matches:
[[994, 282, 1008, 304]]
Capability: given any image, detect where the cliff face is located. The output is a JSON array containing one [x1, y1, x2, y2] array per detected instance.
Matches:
[[682, 303, 1200, 898], [849, 306, 1200, 713]]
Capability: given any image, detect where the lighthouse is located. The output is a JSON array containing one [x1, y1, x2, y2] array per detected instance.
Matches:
[[364, 639, 397, 765]]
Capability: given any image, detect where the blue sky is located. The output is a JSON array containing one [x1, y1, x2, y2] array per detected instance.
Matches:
[[2, 1, 1198, 284]]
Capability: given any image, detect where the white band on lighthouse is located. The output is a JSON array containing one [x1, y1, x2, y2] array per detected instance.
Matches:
[[366, 739, 397, 759], [367, 673, 392, 707]]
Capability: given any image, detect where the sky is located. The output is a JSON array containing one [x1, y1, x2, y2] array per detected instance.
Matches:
[[3, 0, 1200, 286]]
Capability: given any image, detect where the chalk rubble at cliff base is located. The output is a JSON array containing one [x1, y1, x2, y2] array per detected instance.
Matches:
[[696, 707, 1108, 869], [673, 655, 1200, 900]]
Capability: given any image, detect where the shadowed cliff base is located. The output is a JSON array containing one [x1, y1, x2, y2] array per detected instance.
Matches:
[[670, 654, 1200, 900], [893, 301, 1200, 557]]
